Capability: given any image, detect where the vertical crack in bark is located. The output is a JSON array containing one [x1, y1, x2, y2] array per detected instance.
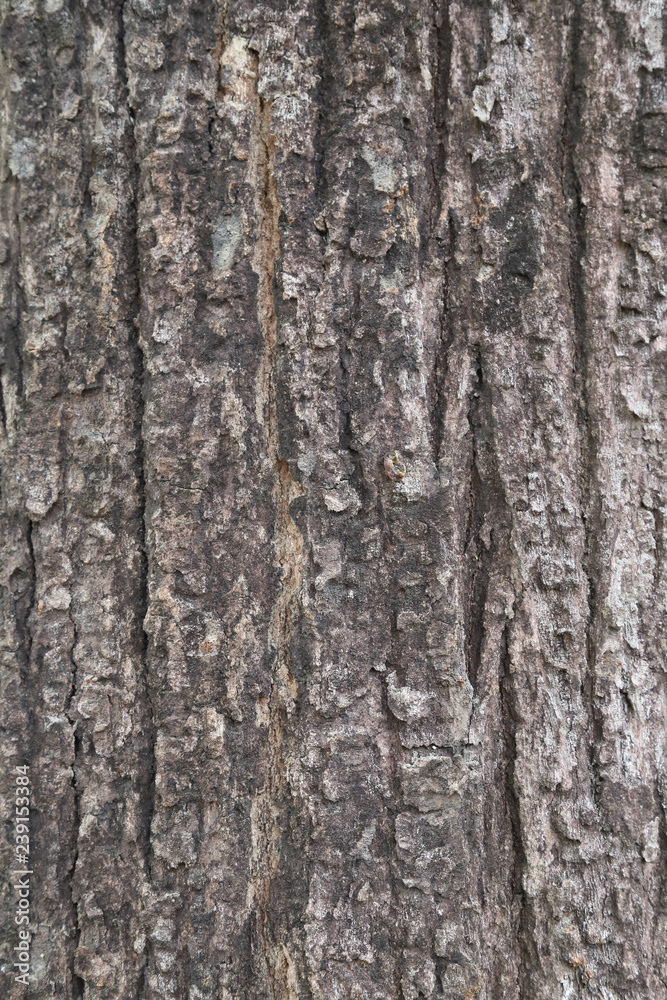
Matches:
[[463, 351, 491, 695], [387, 588, 409, 1000], [472, 351, 526, 986], [0, 83, 21, 430], [427, 0, 453, 464], [208, 2, 229, 155], [429, 211, 455, 465], [60, 316, 83, 999], [213, 1, 229, 100], [654, 764, 667, 965], [653, 503, 665, 590], [2, 176, 25, 430], [562, 0, 601, 809], [9, 516, 37, 753], [75, 1, 94, 258], [375, 487, 410, 998], [60, 400, 85, 1000], [499, 623, 529, 1000], [68, 722, 84, 1000], [313, 0, 334, 214], [250, 54, 304, 996], [65, 546, 84, 1000], [0, 367, 6, 434], [429, 0, 451, 232], [118, 4, 155, 993]]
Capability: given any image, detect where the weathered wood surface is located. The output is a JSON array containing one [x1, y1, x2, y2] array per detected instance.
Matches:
[[2, 1, 667, 997]]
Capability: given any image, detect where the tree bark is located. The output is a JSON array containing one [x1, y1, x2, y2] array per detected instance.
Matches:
[[2, 1, 667, 998]]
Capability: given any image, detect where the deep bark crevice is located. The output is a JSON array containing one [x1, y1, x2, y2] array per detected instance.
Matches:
[[429, 211, 455, 466], [256, 83, 281, 996], [19, 517, 36, 757], [118, 0, 156, 867], [118, 8, 156, 995], [431, 0, 451, 224], [463, 351, 494, 697], [65, 599, 82, 1000], [382, 545, 410, 1000], [69, 729, 85, 1000], [250, 52, 305, 995], [0, 354, 7, 434], [562, 0, 602, 812], [654, 492, 664, 565], [655, 774, 667, 953], [3, 177, 25, 411], [499, 622, 528, 1000], [59, 297, 82, 998], [427, 0, 453, 464]]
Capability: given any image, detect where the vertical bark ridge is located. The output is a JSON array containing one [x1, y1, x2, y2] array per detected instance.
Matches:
[[124, 3, 300, 993], [444, 2, 602, 995], [437, 6, 514, 994], [0, 0, 161, 993], [571, 2, 667, 993]]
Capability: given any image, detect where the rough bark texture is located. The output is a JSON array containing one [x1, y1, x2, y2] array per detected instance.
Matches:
[[2, 1, 667, 998]]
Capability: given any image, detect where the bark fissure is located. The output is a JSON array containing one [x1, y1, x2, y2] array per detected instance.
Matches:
[[463, 352, 491, 695], [69, 723, 84, 1000], [499, 622, 528, 1000], [118, 0, 155, 886], [213, 2, 229, 100], [380, 675, 405, 1000], [653, 503, 665, 587], [0, 371, 6, 434], [431, 0, 451, 224], [562, 0, 602, 812], [382, 518, 410, 997], [427, 0, 453, 462], [249, 57, 305, 994], [16, 516, 37, 760], [429, 212, 455, 465], [65, 577, 83, 1000], [3, 177, 24, 411], [59, 315, 82, 999], [116, 12, 156, 996]]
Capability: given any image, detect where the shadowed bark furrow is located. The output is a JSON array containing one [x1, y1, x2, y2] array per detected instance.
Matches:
[[119, 6, 157, 986], [498, 622, 528, 999], [426, 0, 453, 468], [562, 0, 604, 825]]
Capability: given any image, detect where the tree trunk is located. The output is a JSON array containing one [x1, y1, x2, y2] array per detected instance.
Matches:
[[2, 1, 667, 997]]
